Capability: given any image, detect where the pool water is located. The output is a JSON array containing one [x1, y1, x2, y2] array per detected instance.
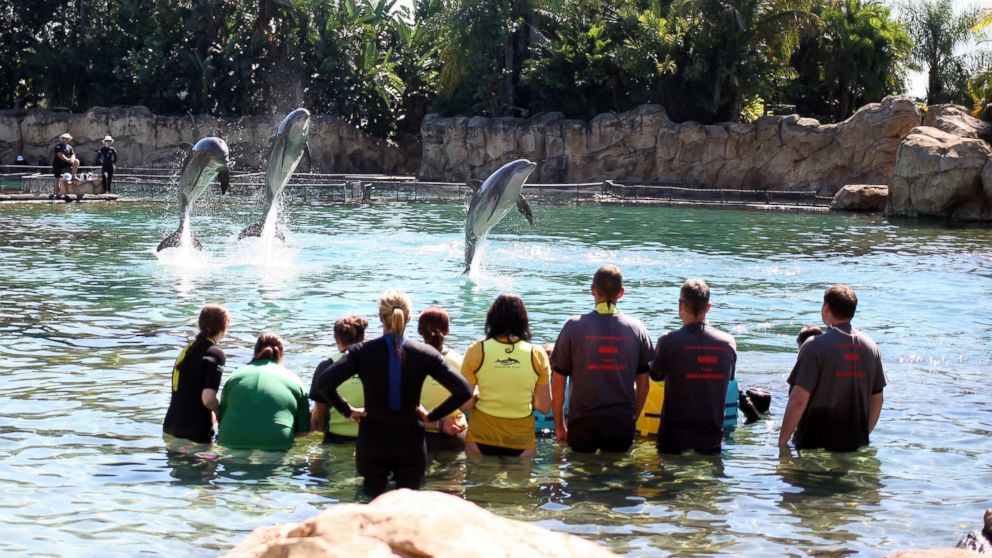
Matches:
[[0, 199, 990, 556]]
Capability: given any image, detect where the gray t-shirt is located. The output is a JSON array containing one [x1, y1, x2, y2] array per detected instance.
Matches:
[[552, 310, 653, 424], [787, 323, 886, 451], [650, 322, 737, 454]]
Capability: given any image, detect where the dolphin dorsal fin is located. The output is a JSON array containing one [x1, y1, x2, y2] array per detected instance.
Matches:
[[516, 195, 534, 225], [178, 141, 194, 152], [466, 179, 483, 193]]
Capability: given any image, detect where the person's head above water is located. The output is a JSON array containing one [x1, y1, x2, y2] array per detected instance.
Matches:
[[252, 332, 284, 362], [485, 293, 531, 342], [378, 289, 412, 336], [796, 324, 823, 347], [592, 264, 624, 304], [418, 306, 450, 351], [678, 278, 711, 324], [334, 315, 368, 350], [822, 284, 857, 325], [198, 303, 229, 341]]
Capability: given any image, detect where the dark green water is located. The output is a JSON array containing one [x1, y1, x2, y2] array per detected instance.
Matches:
[[0, 200, 990, 556]]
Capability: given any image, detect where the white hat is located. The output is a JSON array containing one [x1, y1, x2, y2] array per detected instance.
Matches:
[[103, 135, 114, 143], [60, 132, 72, 140]]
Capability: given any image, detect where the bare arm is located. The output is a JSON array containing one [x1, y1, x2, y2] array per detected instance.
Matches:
[[459, 383, 478, 412], [551, 373, 568, 442], [634, 373, 649, 418], [533, 381, 551, 415], [310, 402, 328, 432], [778, 385, 811, 448], [200, 388, 219, 414], [868, 392, 883, 433]]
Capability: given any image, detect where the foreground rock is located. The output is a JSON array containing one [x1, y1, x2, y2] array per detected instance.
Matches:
[[831, 184, 888, 211], [421, 96, 922, 193], [224, 490, 617, 558], [886, 550, 982, 557], [887, 126, 992, 220]]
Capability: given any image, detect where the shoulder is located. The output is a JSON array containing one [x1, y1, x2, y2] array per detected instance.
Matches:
[[205, 344, 226, 361], [706, 326, 737, 348], [405, 339, 443, 359]]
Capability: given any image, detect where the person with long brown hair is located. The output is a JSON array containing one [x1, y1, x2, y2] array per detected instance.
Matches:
[[462, 293, 552, 459], [163, 303, 229, 444], [217, 332, 311, 451], [316, 290, 471, 497], [418, 306, 468, 452]]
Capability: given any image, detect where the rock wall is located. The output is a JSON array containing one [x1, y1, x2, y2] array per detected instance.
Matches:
[[0, 106, 414, 174], [420, 96, 923, 194]]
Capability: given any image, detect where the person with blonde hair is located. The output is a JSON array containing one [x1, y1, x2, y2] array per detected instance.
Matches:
[[163, 303, 229, 443], [316, 290, 471, 497], [462, 293, 552, 459], [217, 332, 311, 451]]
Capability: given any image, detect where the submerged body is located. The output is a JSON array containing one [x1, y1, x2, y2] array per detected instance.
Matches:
[[156, 137, 231, 251], [463, 159, 537, 273], [239, 108, 311, 240]]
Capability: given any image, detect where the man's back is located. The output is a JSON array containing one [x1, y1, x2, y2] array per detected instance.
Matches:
[[651, 322, 736, 454], [788, 324, 885, 451]]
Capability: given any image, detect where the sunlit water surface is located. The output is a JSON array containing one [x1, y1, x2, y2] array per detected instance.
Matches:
[[1, 200, 991, 556]]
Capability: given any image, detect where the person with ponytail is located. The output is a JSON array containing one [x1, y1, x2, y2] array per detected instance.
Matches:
[[417, 306, 468, 452], [316, 290, 471, 497], [462, 293, 552, 459], [163, 303, 229, 444], [217, 332, 311, 451], [309, 315, 369, 444]]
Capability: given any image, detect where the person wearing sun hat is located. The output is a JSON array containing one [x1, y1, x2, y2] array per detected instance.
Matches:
[[96, 135, 118, 193], [51, 132, 79, 198]]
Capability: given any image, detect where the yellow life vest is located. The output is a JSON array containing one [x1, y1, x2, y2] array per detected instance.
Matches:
[[635, 379, 665, 437], [474, 338, 539, 419], [421, 348, 466, 431], [326, 352, 364, 438]]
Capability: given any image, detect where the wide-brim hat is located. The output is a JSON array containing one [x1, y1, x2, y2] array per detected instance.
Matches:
[[60, 133, 72, 140], [103, 135, 114, 143]]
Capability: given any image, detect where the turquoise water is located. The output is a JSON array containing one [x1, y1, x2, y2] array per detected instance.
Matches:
[[1, 199, 991, 556]]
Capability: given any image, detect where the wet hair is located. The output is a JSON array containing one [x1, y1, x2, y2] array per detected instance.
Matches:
[[592, 264, 623, 301], [334, 315, 368, 347], [679, 278, 710, 315], [418, 306, 450, 351], [378, 289, 412, 361], [253, 332, 284, 362], [796, 325, 823, 347], [198, 303, 229, 340], [485, 293, 532, 341], [824, 284, 858, 321]]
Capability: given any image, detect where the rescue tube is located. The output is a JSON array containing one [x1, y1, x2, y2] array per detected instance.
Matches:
[[635, 377, 739, 437]]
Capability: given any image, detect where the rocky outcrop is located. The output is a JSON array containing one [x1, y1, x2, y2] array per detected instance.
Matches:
[[923, 105, 992, 142], [0, 106, 412, 174], [831, 184, 888, 211], [887, 126, 992, 220], [224, 490, 617, 558], [420, 96, 922, 194]]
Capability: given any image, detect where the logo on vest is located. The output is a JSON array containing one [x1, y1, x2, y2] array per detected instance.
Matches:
[[495, 356, 521, 367]]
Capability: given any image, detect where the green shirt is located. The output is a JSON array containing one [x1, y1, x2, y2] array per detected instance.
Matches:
[[218, 359, 310, 450]]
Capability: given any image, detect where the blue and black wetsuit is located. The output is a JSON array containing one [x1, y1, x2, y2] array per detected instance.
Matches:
[[97, 146, 117, 193]]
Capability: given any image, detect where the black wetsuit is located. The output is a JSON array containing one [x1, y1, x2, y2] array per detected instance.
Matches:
[[163, 336, 225, 443], [317, 337, 470, 497], [97, 146, 117, 193]]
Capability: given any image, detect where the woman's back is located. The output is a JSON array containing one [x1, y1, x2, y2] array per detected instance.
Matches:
[[218, 359, 310, 450]]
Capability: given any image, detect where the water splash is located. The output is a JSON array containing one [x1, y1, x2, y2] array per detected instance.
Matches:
[[257, 204, 282, 265]]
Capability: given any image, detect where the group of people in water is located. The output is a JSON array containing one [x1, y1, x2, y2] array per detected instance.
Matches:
[[163, 264, 887, 497]]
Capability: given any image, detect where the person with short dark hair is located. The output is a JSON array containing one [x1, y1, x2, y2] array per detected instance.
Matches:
[[779, 284, 886, 452], [309, 315, 369, 444], [217, 332, 311, 450], [551, 265, 653, 453], [96, 135, 118, 193], [418, 306, 469, 452], [162, 303, 229, 443], [316, 290, 471, 497], [462, 293, 552, 459], [650, 278, 737, 454], [52, 132, 79, 197], [796, 325, 823, 347]]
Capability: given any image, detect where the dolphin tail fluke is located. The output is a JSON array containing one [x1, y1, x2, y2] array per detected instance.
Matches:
[[516, 195, 534, 225], [237, 221, 265, 240], [156, 227, 202, 252]]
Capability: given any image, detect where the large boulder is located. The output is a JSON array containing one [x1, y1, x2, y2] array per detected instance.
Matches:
[[887, 126, 992, 220], [831, 184, 888, 211], [923, 104, 992, 142], [224, 490, 618, 558]]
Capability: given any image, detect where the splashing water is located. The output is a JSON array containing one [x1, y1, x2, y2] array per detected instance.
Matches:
[[258, 204, 282, 265], [155, 215, 209, 268]]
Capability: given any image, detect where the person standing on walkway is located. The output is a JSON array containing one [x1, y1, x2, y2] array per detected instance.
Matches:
[[52, 132, 79, 197], [779, 285, 886, 452], [96, 135, 118, 193], [316, 290, 471, 497], [650, 278, 737, 454], [551, 264, 653, 453]]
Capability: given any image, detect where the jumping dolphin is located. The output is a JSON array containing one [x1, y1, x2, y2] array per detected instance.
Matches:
[[238, 108, 311, 239], [463, 159, 537, 273], [156, 137, 231, 251]]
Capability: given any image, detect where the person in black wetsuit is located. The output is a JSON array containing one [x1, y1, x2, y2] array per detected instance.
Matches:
[[96, 135, 118, 193], [163, 303, 229, 443], [316, 289, 471, 498]]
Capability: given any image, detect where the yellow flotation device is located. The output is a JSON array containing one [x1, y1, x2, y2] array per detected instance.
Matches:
[[636, 379, 665, 437]]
